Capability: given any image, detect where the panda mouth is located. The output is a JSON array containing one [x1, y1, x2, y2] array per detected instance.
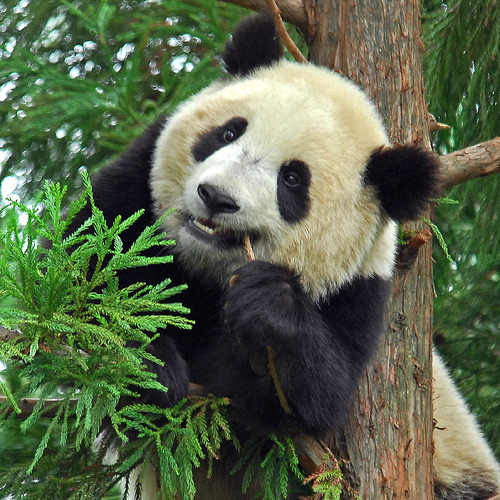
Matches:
[[187, 215, 245, 247]]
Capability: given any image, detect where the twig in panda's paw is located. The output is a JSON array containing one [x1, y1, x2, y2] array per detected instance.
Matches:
[[241, 234, 293, 416], [228, 234, 254, 286], [267, 345, 294, 416], [243, 234, 255, 262]]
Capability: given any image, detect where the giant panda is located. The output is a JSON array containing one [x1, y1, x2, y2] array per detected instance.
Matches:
[[68, 13, 500, 500]]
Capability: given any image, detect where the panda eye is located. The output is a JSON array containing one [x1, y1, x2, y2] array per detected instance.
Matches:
[[283, 171, 301, 188], [222, 129, 236, 143]]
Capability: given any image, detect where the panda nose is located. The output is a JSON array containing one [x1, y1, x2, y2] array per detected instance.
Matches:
[[197, 183, 240, 214]]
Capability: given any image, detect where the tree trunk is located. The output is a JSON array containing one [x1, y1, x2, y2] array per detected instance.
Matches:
[[306, 1, 435, 498]]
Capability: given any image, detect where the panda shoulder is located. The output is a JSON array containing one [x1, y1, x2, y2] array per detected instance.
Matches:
[[90, 116, 168, 222]]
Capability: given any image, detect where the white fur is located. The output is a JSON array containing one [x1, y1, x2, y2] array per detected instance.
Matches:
[[433, 350, 500, 496], [125, 463, 159, 500]]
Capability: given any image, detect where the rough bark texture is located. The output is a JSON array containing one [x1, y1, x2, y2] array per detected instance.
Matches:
[[306, 1, 435, 498], [440, 137, 500, 189]]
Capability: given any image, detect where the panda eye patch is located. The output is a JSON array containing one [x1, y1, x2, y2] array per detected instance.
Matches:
[[278, 160, 311, 223], [192, 116, 248, 162]]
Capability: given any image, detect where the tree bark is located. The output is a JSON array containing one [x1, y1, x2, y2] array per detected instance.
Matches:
[[305, 1, 435, 498], [440, 137, 500, 189]]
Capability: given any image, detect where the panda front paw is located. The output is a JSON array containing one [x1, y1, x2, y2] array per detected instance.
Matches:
[[224, 260, 305, 349]]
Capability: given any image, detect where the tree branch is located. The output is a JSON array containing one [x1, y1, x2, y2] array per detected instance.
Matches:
[[265, 0, 308, 63], [0, 326, 20, 342], [428, 113, 450, 133], [219, 0, 308, 31], [440, 137, 500, 189]]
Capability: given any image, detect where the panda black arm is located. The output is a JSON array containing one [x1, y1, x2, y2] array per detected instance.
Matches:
[[221, 260, 390, 434]]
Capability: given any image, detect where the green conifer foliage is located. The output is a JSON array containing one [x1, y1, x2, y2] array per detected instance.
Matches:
[[0, 173, 202, 497]]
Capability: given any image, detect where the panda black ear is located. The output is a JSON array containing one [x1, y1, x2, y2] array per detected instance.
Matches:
[[222, 13, 283, 77], [364, 144, 442, 222]]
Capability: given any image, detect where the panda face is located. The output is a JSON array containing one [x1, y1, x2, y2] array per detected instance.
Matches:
[[151, 61, 397, 298]]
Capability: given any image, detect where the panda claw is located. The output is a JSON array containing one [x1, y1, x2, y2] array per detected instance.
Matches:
[[229, 274, 239, 287]]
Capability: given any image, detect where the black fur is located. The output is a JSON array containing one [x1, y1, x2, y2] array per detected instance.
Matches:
[[222, 13, 283, 77], [277, 160, 311, 223], [80, 116, 167, 229], [364, 144, 441, 222], [192, 117, 248, 163], [212, 261, 391, 433]]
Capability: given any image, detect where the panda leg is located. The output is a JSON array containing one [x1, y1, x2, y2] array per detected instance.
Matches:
[[432, 350, 500, 499]]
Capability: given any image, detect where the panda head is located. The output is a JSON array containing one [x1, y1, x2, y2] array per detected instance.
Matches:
[[151, 14, 440, 300]]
